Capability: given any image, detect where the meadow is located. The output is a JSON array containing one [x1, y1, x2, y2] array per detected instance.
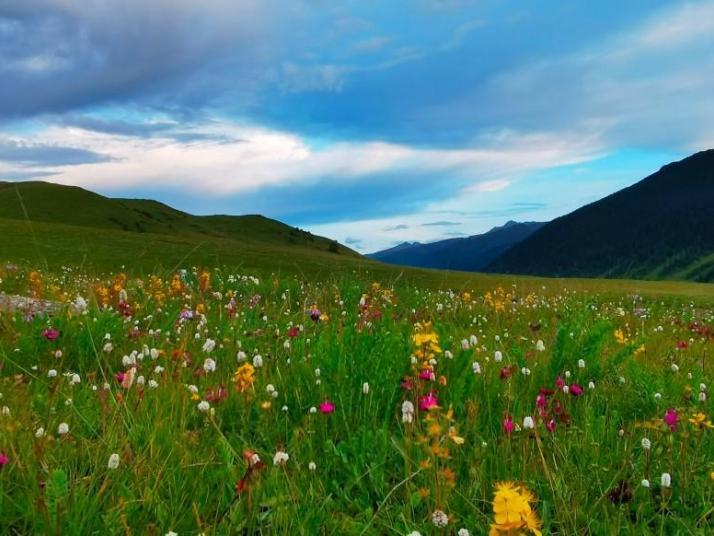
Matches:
[[0, 263, 713, 535]]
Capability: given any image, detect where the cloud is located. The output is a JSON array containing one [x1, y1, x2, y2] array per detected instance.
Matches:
[[384, 224, 409, 231], [0, 139, 110, 166], [421, 221, 461, 227]]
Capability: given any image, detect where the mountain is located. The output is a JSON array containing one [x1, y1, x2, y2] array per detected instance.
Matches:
[[0, 181, 356, 256], [367, 221, 545, 271], [488, 149, 714, 282]]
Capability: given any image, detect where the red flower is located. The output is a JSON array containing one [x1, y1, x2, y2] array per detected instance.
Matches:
[[41, 328, 59, 341]]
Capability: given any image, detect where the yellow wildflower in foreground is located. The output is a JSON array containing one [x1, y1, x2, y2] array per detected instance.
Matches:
[[490, 482, 542, 536]]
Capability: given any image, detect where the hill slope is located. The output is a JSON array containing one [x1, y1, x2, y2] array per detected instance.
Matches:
[[368, 221, 544, 271], [0, 181, 356, 256], [488, 149, 714, 281]]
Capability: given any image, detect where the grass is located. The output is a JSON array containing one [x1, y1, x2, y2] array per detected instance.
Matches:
[[0, 264, 713, 534]]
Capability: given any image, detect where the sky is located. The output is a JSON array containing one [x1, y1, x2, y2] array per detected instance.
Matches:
[[1, 1, 713, 253]]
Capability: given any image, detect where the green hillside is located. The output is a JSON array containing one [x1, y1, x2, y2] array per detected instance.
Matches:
[[0, 181, 355, 255]]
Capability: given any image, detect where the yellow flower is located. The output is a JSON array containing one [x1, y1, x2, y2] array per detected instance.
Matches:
[[689, 412, 714, 430], [491, 482, 542, 535], [232, 363, 256, 393]]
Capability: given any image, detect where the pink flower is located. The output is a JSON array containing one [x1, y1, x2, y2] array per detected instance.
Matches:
[[499, 367, 512, 380], [503, 415, 514, 435], [42, 328, 59, 341], [320, 401, 335, 414], [419, 369, 435, 381], [419, 391, 439, 411], [536, 393, 548, 408], [569, 384, 584, 396], [546, 419, 556, 433], [664, 408, 679, 431], [0, 452, 8, 468], [555, 376, 565, 389]]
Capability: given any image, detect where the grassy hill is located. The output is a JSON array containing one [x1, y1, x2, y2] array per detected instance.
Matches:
[[0, 181, 354, 255], [488, 150, 714, 281]]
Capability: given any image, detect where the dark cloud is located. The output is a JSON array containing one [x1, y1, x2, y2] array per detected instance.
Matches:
[[384, 224, 409, 231], [0, 140, 110, 166], [421, 220, 461, 226], [344, 237, 362, 244]]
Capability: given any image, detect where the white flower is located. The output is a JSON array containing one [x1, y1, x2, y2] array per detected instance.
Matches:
[[521, 367, 531, 376], [407, 532, 422, 536], [654, 392, 662, 400], [253, 355, 263, 368], [641, 479, 650, 488], [35, 427, 45, 438], [402, 400, 415, 424], [523, 416, 535, 430], [444, 350, 453, 359], [661, 472, 671, 488], [494, 351, 502, 362], [266, 384, 275, 394], [202, 338, 216, 353], [562, 385, 570, 394], [670, 363, 679, 373], [699, 392, 707, 403], [431, 509, 449, 528], [57, 422, 69, 435], [460, 339, 470, 350], [54, 349, 63, 358], [103, 342, 114, 353], [588, 381, 596, 390], [309, 406, 317, 414], [70, 373, 81, 385], [273, 450, 289, 466], [188, 384, 199, 394], [203, 358, 216, 373], [48, 369, 58, 378], [362, 382, 370, 395], [150, 348, 160, 360], [472, 361, 481, 374], [641, 438, 651, 450], [236, 351, 247, 362], [469, 334, 478, 345], [308, 461, 317, 471], [148, 379, 159, 389], [108, 453, 120, 470], [536, 340, 545, 351], [166, 532, 178, 536], [578, 359, 586, 369], [197, 401, 210, 412], [565, 370, 571, 378], [249, 453, 261, 467], [458, 529, 470, 536], [136, 375, 145, 386]]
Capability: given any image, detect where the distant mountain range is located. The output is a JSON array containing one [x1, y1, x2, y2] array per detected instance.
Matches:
[[371, 149, 714, 282], [368, 221, 545, 271], [489, 149, 714, 281]]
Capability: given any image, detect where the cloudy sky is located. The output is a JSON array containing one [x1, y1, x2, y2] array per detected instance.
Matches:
[[2, 0, 713, 252]]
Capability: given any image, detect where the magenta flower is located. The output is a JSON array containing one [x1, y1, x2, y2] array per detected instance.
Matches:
[[546, 419, 556, 433], [664, 408, 679, 431], [42, 327, 59, 341], [319, 401, 335, 414], [419, 369, 435, 381], [569, 384, 584, 396], [503, 415, 514, 435], [419, 391, 439, 411], [555, 376, 565, 389], [0, 452, 8, 468]]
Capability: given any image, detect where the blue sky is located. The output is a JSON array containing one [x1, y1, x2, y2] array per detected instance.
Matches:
[[1, 1, 713, 252]]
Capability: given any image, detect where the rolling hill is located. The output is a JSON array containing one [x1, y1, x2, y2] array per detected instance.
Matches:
[[487, 149, 714, 282], [0, 181, 355, 256], [368, 221, 544, 270]]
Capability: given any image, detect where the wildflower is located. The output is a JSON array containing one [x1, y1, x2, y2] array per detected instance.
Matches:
[[688, 412, 714, 430], [670, 363, 679, 373], [252, 354, 263, 368], [490, 481, 541, 536], [535, 340, 545, 352], [664, 408, 679, 431], [320, 401, 335, 414], [42, 328, 60, 341], [58, 422, 69, 435], [472, 361, 481, 374], [202, 338, 216, 353], [273, 450, 289, 466], [362, 382, 370, 394], [458, 530, 470, 536], [148, 380, 159, 389], [108, 453, 120, 470], [308, 461, 317, 471], [461, 339, 470, 350], [661, 473, 671, 488], [431, 509, 449, 528], [402, 400, 415, 423], [577, 359, 585, 369], [233, 363, 255, 392], [419, 391, 439, 411], [569, 384, 583, 396], [0, 453, 8, 468], [503, 415, 514, 435], [48, 369, 57, 378], [588, 381, 595, 390], [103, 342, 113, 353], [523, 416, 535, 430], [35, 427, 45, 438], [641, 479, 650, 488], [641, 438, 651, 450], [494, 350, 503, 362], [203, 358, 216, 373], [197, 401, 210, 412]]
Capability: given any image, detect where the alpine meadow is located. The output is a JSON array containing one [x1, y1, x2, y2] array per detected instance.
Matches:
[[2, 2, 714, 535]]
